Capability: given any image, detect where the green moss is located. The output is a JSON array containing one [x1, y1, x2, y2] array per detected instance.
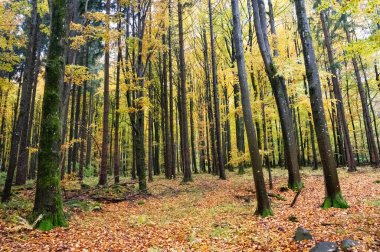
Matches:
[[288, 181, 304, 191], [258, 208, 274, 217], [36, 212, 67, 231], [322, 192, 349, 209]]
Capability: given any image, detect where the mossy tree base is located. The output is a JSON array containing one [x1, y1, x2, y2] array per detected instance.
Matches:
[[322, 192, 349, 209], [256, 208, 274, 217], [35, 213, 67, 231], [288, 182, 304, 192]]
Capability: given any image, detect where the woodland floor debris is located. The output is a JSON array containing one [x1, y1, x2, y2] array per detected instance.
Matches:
[[0, 168, 379, 251]]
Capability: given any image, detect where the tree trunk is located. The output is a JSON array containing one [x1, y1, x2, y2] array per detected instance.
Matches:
[[344, 25, 379, 166], [168, 0, 176, 178], [320, 11, 356, 171], [14, 0, 40, 186], [79, 45, 89, 181], [231, 0, 272, 216], [208, 0, 226, 180], [295, 0, 348, 208], [251, 0, 302, 190], [190, 80, 198, 174], [178, 2, 192, 182], [113, 11, 122, 184], [202, 29, 217, 175], [99, 0, 111, 185], [33, 0, 67, 230]]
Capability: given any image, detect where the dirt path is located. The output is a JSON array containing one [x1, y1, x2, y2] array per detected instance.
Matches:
[[1, 169, 379, 251]]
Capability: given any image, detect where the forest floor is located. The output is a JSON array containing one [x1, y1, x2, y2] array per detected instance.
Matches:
[[0, 168, 379, 251]]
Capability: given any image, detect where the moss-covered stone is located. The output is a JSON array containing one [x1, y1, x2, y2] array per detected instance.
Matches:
[[322, 192, 349, 209]]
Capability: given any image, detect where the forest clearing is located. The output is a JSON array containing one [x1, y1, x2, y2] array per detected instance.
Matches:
[[1, 169, 379, 251], [1, 0, 380, 250]]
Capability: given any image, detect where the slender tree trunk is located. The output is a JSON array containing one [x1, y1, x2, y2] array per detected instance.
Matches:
[[0, 90, 9, 172], [345, 70, 360, 164], [79, 46, 89, 181], [344, 26, 379, 166], [320, 11, 356, 171], [252, 0, 302, 190], [223, 85, 232, 171], [189, 80, 198, 174], [234, 81, 245, 174], [178, 2, 192, 182], [86, 82, 93, 169], [303, 77, 318, 169], [113, 11, 122, 184], [14, 0, 39, 186], [295, 0, 348, 208], [61, 0, 79, 175], [72, 83, 81, 173], [260, 84, 273, 189], [232, 0, 272, 216], [202, 29, 217, 175], [99, 0, 111, 185], [168, 0, 175, 178], [208, 0, 226, 179]]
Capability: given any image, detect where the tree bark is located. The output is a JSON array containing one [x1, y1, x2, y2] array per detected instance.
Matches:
[[251, 0, 302, 190], [208, 0, 226, 180], [33, 0, 67, 230], [231, 0, 272, 216], [295, 0, 348, 208], [99, 0, 111, 185], [178, 2, 192, 182], [320, 11, 356, 171]]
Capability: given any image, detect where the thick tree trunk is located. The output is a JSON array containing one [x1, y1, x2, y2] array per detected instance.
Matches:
[[33, 0, 67, 230], [231, 0, 272, 216], [295, 0, 348, 208]]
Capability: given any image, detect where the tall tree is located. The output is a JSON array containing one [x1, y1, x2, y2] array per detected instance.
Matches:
[[343, 20, 379, 167], [99, 0, 111, 185], [231, 0, 272, 216], [113, 4, 122, 184], [208, 0, 226, 180], [319, 10, 356, 171], [2, 0, 39, 201], [178, 1, 191, 182], [294, 0, 348, 208], [33, 0, 67, 230], [251, 0, 302, 190]]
